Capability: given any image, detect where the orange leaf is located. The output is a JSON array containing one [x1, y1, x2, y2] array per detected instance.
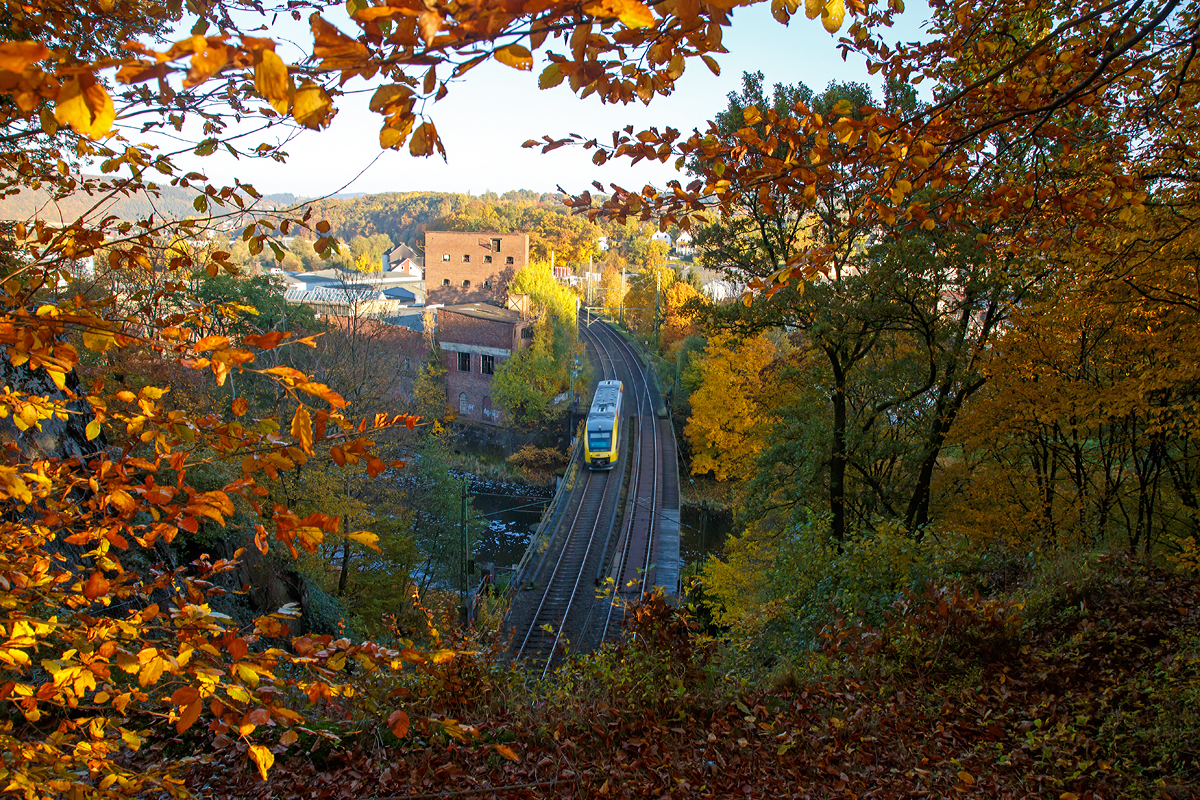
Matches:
[[171, 687, 200, 706], [244, 707, 271, 726], [291, 406, 314, 455], [193, 335, 230, 353], [494, 744, 520, 762], [83, 571, 109, 600], [176, 699, 202, 734], [0, 41, 49, 72], [232, 397, 249, 417], [388, 709, 409, 738]]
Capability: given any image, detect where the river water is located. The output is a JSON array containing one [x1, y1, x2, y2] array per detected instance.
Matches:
[[463, 476, 552, 571]]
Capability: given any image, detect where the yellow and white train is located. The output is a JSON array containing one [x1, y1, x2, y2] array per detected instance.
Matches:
[[584, 380, 623, 470]]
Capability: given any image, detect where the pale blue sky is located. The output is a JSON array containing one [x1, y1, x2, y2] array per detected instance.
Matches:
[[159, 5, 929, 199]]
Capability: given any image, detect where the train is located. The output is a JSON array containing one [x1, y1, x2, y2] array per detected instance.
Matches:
[[584, 380, 623, 470]]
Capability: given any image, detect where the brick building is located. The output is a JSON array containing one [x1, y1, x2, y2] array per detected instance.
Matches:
[[424, 231, 529, 306], [437, 302, 534, 425]]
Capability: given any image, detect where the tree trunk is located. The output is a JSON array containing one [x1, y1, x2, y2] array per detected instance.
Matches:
[[828, 347, 847, 544]]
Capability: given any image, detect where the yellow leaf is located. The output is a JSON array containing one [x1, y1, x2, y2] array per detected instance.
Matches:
[[821, 0, 845, 32], [804, 0, 823, 18], [615, 0, 655, 27], [82, 327, 117, 354], [495, 44, 533, 71], [255, 50, 291, 115], [249, 744, 274, 780], [494, 744, 520, 761], [55, 76, 115, 140], [86, 419, 102, 441], [293, 81, 335, 130], [138, 656, 165, 687], [958, 771, 975, 786], [291, 406, 313, 455], [347, 530, 381, 552]]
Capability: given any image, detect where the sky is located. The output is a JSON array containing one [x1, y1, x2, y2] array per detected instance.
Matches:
[[157, 5, 931, 200]]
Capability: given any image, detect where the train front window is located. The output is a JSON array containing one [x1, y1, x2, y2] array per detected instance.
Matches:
[[588, 432, 611, 451]]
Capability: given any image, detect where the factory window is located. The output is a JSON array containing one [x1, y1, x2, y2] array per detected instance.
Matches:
[[484, 255, 493, 263], [481, 355, 494, 375], [484, 280, 491, 288], [457, 352, 470, 371], [492, 238, 501, 251], [442, 254, 449, 261], [506, 256, 514, 264], [442, 278, 450, 286], [462, 254, 470, 262], [459, 392, 468, 414], [521, 327, 534, 339], [462, 279, 471, 288]]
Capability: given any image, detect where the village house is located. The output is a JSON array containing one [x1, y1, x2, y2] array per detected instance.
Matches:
[[437, 300, 533, 426]]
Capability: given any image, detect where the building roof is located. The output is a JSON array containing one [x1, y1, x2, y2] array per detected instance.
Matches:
[[439, 302, 525, 324], [382, 307, 429, 332], [385, 242, 424, 268]]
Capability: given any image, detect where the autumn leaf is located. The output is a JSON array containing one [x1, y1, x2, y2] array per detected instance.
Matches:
[[83, 571, 109, 600], [417, 10, 442, 46], [820, 0, 844, 32], [54, 75, 115, 139], [293, 81, 335, 129], [255, 49, 291, 115], [0, 41, 49, 72], [249, 744, 274, 780], [176, 699, 202, 733], [495, 44, 533, 71], [347, 530, 381, 552], [86, 419, 102, 441], [193, 335, 230, 353], [410, 121, 437, 157], [232, 397, 249, 417], [494, 744, 520, 761], [387, 709, 409, 738], [291, 406, 314, 455]]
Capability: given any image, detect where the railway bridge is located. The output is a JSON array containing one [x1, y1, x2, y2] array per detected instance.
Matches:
[[505, 318, 681, 675]]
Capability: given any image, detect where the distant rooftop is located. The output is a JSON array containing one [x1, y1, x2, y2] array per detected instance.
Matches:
[[439, 303, 524, 324]]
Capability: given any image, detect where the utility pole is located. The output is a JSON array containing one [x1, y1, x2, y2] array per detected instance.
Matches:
[[620, 265, 625, 326], [654, 269, 661, 346], [460, 480, 469, 628]]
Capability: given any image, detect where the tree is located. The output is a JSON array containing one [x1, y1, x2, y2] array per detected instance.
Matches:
[[685, 332, 780, 482]]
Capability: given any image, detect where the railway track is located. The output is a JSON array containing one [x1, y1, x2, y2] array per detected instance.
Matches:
[[509, 317, 677, 672]]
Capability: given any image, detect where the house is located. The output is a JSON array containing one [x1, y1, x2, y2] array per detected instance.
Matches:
[[674, 231, 694, 257], [650, 231, 673, 247], [424, 231, 529, 306], [382, 242, 424, 277], [437, 302, 534, 426]]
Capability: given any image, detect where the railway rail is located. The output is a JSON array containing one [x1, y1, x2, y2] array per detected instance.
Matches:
[[507, 317, 679, 674]]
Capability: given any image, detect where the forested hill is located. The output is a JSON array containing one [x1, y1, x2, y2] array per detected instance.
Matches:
[[302, 190, 573, 249], [0, 177, 300, 223]]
